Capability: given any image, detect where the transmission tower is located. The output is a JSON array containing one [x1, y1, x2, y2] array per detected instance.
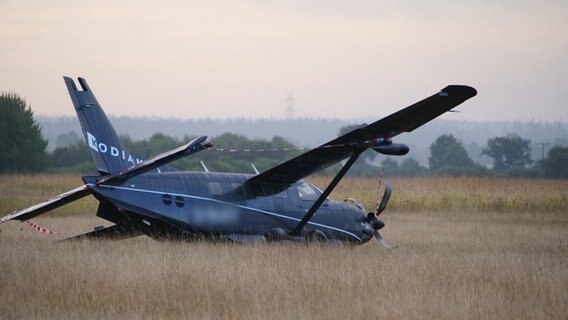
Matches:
[[285, 92, 295, 119]]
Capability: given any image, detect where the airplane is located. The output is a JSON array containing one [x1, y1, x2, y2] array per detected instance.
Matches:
[[0, 77, 477, 247]]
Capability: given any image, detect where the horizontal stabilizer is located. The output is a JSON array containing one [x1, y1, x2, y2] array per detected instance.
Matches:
[[0, 185, 91, 224], [98, 136, 211, 184], [0, 137, 211, 224]]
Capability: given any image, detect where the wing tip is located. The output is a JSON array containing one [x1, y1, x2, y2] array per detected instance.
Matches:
[[442, 85, 477, 99], [0, 211, 17, 224]]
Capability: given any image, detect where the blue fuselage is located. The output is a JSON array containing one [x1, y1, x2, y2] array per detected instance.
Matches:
[[87, 172, 373, 244]]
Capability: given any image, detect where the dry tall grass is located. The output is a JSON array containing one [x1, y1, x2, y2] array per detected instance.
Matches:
[[1, 175, 567, 319], [2, 174, 567, 214], [310, 176, 568, 212]]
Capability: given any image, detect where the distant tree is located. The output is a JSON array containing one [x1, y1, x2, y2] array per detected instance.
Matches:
[[376, 157, 429, 177], [177, 133, 300, 173], [135, 133, 180, 157], [211, 132, 249, 149], [55, 131, 80, 149], [50, 140, 93, 172], [338, 124, 376, 162], [552, 138, 568, 148], [271, 136, 296, 149], [0, 92, 48, 172], [379, 158, 400, 176], [539, 146, 568, 179], [429, 134, 473, 170], [481, 135, 532, 173], [337, 124, 365, 137], [336, 124, 381, 177], [399, 158, 428, 177]]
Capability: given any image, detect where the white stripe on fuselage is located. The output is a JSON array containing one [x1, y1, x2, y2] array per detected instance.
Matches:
[[97, 184, 361, 241]]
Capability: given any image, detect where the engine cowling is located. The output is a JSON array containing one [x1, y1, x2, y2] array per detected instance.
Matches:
[[372, 141, 409, 156]]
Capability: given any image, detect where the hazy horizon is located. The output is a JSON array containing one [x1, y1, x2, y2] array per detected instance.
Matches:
[[37, 113, 568, 124], [2, 1, 567, 122]]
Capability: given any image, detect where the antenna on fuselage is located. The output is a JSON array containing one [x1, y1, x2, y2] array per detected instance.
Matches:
[[251, 163, 259, 175], [200, 161, 210, 173]]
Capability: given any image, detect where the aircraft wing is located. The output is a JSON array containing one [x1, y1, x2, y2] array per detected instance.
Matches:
[[248, 85, 477, 185], [98, 136, 211, 184], [0, 185, 91, 224]]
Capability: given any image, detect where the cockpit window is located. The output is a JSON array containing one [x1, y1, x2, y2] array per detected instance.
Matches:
[[208, 182, 223, 196], [262, 184, 288, 199], [297, 182, 319, 201]]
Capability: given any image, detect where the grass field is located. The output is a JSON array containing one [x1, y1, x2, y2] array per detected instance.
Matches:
[[0, 175, 567, 319]]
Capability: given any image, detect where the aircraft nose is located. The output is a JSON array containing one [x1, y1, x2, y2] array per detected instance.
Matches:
[[371, 219, 385, 231]]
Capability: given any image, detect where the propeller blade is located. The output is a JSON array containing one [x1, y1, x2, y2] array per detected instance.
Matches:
[[377, 183, 392, 215], [374, 231, 399, 249]]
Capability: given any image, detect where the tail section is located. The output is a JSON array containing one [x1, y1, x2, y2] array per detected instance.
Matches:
[[64, 77, 141, 174]]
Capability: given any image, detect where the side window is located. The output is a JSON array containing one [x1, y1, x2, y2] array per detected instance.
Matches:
[[231, 183, 244, 197], [162, 194, 173, 205], [275, 189, 288, 199], [250, 183, 288, 198], [272, 184, 288, 199], [297, 182, 318, 201], [208, 182, 223, 196]]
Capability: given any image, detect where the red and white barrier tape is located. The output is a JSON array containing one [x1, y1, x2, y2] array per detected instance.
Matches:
[[206, 138, 384, 153], [375, 166, 385, 213], [26, 220, 58, 235], [207, 147, 308, 153]]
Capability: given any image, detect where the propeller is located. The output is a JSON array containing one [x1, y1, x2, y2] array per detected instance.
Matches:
[[374, 232, 396, 249], [366, 182, 399, 248]]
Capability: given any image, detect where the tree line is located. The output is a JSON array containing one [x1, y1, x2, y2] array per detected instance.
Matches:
[[2, 92, 568, 179], [50, 131, 301, 175]]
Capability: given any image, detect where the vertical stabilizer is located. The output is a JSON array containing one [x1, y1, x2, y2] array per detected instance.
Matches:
[[64, 77, 139, 174]]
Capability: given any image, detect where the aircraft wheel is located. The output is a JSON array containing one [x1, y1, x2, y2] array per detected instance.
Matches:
[[263, 228, 287, 242], [306, 230, 328, 243]]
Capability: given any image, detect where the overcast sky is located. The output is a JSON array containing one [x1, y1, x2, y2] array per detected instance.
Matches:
[[1, 0, 567, 122]]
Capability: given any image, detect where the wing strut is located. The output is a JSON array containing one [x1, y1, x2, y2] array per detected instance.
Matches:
[[289, 152, 361, 236]]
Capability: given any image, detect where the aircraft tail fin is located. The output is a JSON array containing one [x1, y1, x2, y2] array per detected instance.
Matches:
[[64, 77, 139, 175]]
